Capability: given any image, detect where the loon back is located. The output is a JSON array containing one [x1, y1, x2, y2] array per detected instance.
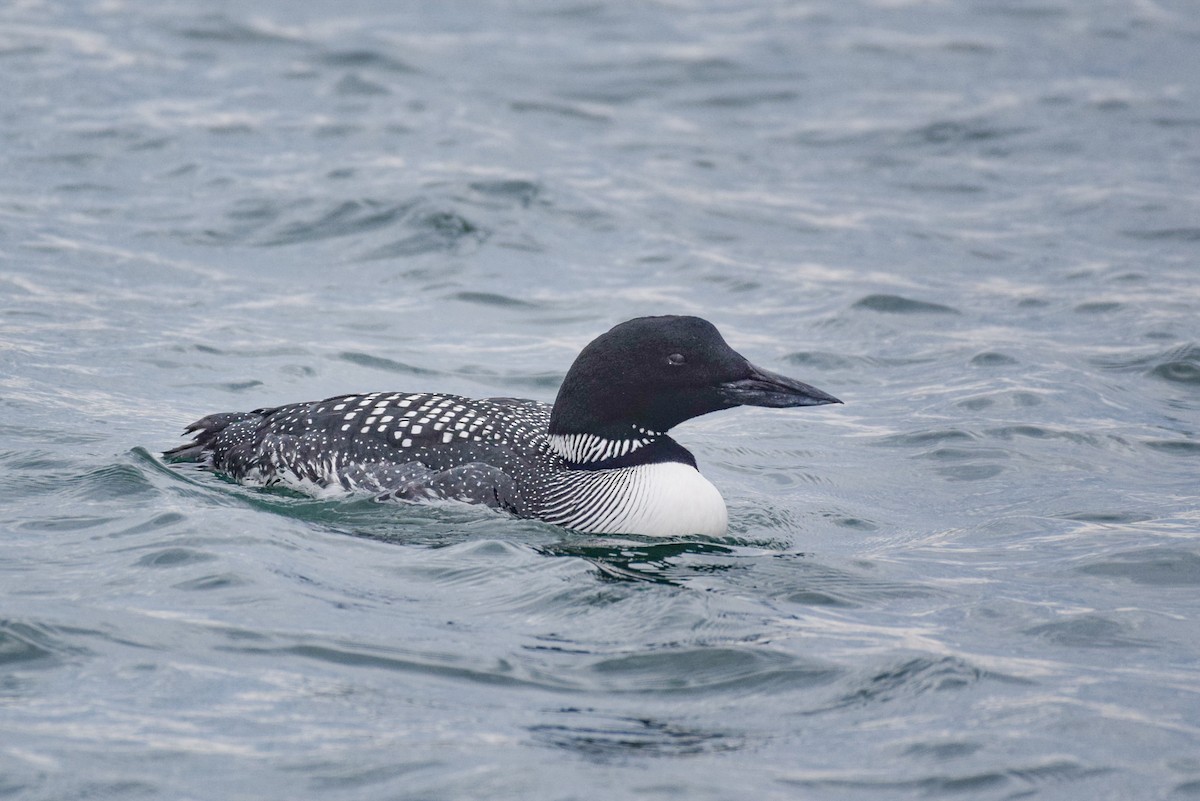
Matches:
[[166, 315, 841, 536]]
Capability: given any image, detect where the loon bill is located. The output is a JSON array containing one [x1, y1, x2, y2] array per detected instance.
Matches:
[[165, 315, 841, 536]]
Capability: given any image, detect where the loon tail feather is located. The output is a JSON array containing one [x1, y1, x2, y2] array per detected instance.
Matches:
[[163, 412, 261, 461]]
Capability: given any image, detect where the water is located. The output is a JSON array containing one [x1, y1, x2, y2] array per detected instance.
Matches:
[[2, 0, 1199, 798]]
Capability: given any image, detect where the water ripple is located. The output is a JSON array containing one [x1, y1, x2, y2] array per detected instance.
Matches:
[[581, 646, 838, 695], [853, 294, 961, 315], [779, 759, 1109, 798], [816, 655, 1019, 714], [530, 709, 740, 761], [0, 620, 80, 668], [1078, 548, 1200, 587], [258, 199, 416, 246]]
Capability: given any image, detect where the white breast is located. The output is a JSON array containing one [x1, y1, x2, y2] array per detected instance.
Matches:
[[544, 462, 728, 537]]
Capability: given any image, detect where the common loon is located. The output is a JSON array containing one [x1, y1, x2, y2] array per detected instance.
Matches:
[[166, 316, 841, 536]]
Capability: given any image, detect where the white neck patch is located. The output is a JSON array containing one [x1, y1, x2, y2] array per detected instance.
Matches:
[[548, 430, 660, 464]]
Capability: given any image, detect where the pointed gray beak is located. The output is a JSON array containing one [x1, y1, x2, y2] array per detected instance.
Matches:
[[719, 363, 842, 408]]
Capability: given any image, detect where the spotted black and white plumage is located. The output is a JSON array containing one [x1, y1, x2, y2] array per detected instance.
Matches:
[[166, 316, 842, 536]]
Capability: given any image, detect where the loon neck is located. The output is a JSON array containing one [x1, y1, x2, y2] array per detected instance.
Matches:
[[547, 426, 697, 471]]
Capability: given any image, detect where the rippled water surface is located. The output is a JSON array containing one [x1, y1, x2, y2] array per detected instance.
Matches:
[[3, 1, 1199, 799]]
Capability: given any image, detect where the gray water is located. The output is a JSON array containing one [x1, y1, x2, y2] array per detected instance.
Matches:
[[2, 1, 1199, 798]]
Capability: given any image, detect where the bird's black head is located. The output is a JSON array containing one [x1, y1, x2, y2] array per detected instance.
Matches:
[[548, 315, 841, 438]]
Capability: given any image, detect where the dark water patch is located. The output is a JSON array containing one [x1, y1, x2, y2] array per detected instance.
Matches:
[[510, 100, 611, 123], [691, 89, 799, 109], [874, 429, 976, 447], [627, 53, 744, 84], [69, 781, 160, 799], [908, 119, 1032, 146], [822, 657, 990, 711], [853, 294, 960, 315], [303, 761, 436, 791], [336, 351, 441, 377], [1023, 614, 1152, 648], [784, 588, 854, 607], [1152, 360, 1200, 385], [228, 642, 567, 690], [181, 199, 289, 246], [170, 342, 311, 358], [1143, 439, 1200, 455], [334, 73, 389, 96], [469, 179, 541, 207], [134, 547, 218, 568], [530, 710, 741, 761], [1075, 301, 1122, 314], [132, 546, 217, 565], [900, 181, 986, 195], [785, 126, 885, 148], [0, 42, 44, 58], [315, 49, 418, 73], [1140, 344, 1200, 385], [987, 425, 1096, 444], [450, 291, 541, 309], [902, 740, 983, 760], [314, 123, 362, 138], [208, 120, 255, 135], [780, 759, 1105, 797], [176, 14, 304, 45], [173, 572, 250, 591], [829, 516, 878, 532], [1078, 548, 1200, 586], [936, 463, 1004, 481], [0, 620, 87, 667], [453, 365, 563, 391], [107, 512, 190, 539], [957, 390, 1045, 411], [280, 364, 317, 379], [33, 151, 101, 168], [700, 272, 760, 292], [203, 379, 264, 393], [358, 209, 486, 259], [916, 445, 1009, 481], [259, 199, 414, 246], [55, 182, 116, 194], [970, 351, 1018, 367], [225, 197, 288, 226], [1121, 227, 1200, 242], [585, 647, 838, 695], [1059, 510, 1151, 524], [1152, 115, 1200, 128], [1, 622, 54, 666], [17, 515, 118, 532]]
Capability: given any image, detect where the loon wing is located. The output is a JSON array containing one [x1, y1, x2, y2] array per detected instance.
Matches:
[[371, 462, 525, 514], [166, 392, 550, 515]]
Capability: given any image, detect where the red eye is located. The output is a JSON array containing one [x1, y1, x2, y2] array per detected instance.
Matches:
[[667, 353, 686, 366]]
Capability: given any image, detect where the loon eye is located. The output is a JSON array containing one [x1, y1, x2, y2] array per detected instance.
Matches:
[[667, 352, 686, 366]]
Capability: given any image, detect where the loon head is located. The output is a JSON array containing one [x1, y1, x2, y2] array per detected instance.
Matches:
[[548, 315, 841, 442]]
